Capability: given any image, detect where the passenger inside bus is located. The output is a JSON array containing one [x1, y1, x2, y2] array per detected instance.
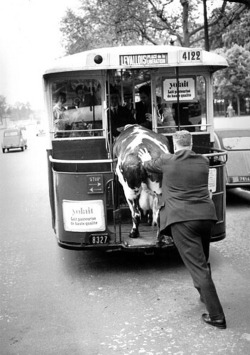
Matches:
[[73, 84, 99, 108], [53, 92, 66, 121], [135, 85, 152, 129], [53, 92, 68, 137], [109, 90, 135, 139], [159, 103, 176, 133], [52, 79, 103, 137], [73, 85, 85, 108]]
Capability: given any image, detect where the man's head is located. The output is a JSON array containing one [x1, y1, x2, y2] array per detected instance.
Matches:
[[56, 92, 66, 105], [75, 85, 84, 97], [139, 85, 151, 104], [173, 130, 192, 152]]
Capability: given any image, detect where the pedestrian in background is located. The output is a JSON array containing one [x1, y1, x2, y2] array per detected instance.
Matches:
[[138, 130, 226, 329]]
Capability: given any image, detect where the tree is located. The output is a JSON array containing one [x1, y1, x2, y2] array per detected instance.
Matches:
[[207, 2, 250, 50], [221, 9, 250, 50], [213, 44, 250, 115], [60, 0, 250, 113], [10, 102, 32, 121], [0, 95, 7, 123], [60, 0, 249, 54]]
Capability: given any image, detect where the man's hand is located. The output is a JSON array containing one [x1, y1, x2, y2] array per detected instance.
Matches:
[[138, 148, 151, 164], [145, 113, 152, 121]]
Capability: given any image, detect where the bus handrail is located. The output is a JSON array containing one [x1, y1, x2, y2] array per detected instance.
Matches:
[[49, 149, 226, 164], [202, 147, 228, 162], [49, 155, 117, 164], [202, 147, 227, 156], [157, 123, 212, 129], [49, 129, 105, 134]]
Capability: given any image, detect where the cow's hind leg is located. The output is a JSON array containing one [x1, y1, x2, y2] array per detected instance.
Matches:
[[128, 196, 141, 238]]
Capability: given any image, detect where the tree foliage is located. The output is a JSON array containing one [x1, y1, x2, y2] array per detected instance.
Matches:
[[60, 0, 250, 54], [221, 9, 250, 50], [59, 0, 250, 113], [213, 44, 250, 113], [0, 96, 33, 121], [0, 95, 7, 120]]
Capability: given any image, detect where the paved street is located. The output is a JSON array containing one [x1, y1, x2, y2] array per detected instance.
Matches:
[[0, 122, 250, 354]]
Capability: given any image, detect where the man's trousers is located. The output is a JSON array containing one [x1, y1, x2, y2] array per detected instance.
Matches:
[[171, 220, 225, 319]]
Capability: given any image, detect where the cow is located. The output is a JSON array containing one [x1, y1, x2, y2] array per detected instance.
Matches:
[[113, 124, 170, 240]]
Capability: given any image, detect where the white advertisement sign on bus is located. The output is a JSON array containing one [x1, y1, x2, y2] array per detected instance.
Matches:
[[63, 200, 106, 232], [163, 78, 195, 102]]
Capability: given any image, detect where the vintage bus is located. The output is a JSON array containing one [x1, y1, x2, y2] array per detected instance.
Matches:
[[43, 45, 228, 251]]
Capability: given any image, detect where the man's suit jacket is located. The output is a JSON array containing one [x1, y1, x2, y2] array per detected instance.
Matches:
[[144, 149, 217, 231], [110, 106, 135, 137], [135, 101, 152, 129]]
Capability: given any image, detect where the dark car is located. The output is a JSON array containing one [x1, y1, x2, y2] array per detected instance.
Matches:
[[214, 128, 250, 188]]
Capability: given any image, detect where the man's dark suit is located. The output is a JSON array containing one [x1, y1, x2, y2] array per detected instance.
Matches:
[[110, 106, 134, 137], [144, 149, 217, 231], [135, 101, 152, 129], [144, 149, 225, 320]]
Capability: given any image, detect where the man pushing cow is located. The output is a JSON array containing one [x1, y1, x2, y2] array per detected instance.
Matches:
[[138, 130, 227, 329]]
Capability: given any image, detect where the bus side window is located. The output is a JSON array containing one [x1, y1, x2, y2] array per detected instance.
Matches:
[[52, 79, 103, 138]]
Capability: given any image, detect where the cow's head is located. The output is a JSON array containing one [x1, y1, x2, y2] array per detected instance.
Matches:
[[120, 153, 147, 190]]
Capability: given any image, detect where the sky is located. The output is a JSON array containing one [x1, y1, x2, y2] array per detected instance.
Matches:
[[0, 0, 79, 110], [0, 0, 215, 111]]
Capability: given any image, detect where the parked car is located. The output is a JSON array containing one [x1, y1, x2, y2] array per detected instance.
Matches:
[[1, 128, 27, 153], [214, 128, 250, 188]]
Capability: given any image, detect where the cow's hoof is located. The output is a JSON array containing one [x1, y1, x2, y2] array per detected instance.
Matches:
[[129, 230, 139, 239]]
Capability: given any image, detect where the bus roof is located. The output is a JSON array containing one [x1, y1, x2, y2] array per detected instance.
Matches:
[[43, 45, 228, 76]]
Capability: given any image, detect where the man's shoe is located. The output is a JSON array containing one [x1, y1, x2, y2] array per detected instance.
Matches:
[[202, 313, 226, 329], [156, 234, 174, 247]]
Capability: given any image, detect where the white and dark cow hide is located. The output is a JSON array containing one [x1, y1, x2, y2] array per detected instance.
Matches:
[[113, 124, 170, 239]]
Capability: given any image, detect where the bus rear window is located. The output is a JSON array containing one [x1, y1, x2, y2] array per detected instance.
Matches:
[[4, 131, 19, 137], [223, 136, 250, 150]]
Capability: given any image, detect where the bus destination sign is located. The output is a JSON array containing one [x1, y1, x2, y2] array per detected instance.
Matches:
[[120, 53, 168, 66]]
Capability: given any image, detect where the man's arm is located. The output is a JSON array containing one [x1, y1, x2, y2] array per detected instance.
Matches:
[[138, 148, 165, 174]]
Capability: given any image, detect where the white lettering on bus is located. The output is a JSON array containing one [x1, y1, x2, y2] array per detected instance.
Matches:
[[120, 53, 168, 66]]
